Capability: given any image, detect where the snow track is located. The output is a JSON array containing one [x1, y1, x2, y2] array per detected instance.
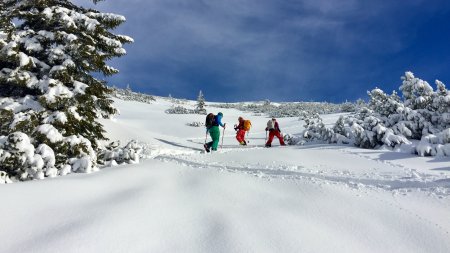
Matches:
[[154, 147, 450, 199]]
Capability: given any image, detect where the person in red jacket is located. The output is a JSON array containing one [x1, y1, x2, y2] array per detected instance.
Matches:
[[234, 116, 247, 145], [265, 118, 286, 147]]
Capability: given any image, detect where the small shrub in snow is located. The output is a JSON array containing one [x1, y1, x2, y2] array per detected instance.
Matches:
[[166, 96, 189, 105], [112, 86, 155, 104], [301, 115, 350, 144], [186, 122, 204, 127], [302, 116, 330, 141], [332, 116, 352, 144], [98, 140, 143, 166], [165, 106, 196, 114], [356, 98, 367, 109], [340, 102, 357, 112], [211, 101, 343, 118], [283, 134, 303, 145], [343, 109, 410, 149], [414, 129, 450, 156]]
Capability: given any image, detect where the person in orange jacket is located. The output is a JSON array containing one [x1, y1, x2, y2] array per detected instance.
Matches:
[[234, 116, 247, 145], [265, 117, 286, 147]]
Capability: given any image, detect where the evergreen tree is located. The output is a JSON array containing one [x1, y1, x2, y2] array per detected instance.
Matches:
[[356, 98, 366, 108], [400, 71, 434, 109], [0, 0, 133, 180], [432, 80, 450, 114], [196, 90, 206, 114], [125, 83, 132, 95], [368, 88, 403, 117]]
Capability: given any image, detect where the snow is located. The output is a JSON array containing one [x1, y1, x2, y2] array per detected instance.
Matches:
[[118, 35, 134, 43], [87, 12, 127, 23], [43, 111, 68, 124], [69, 155, 95, 173], [23, 37, 42, 52], [0, 95, 43, 113], [36, 144, 56, 168], [18, 52, 30, 66], [73, 80, 88, 94], [42, 83, 73, 103], [68, 106, 82, 120], [35, 124, 63, 143], [37, 30, 55, 40], [99, 35, 122, 47], [1, 97, 449, 252], [42, 7, 53, 19], [114, 47, 126, 55]]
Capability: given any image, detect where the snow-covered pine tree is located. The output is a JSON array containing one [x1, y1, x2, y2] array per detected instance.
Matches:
[[399, 72, 437, 138], [356, 98, 366, 108], [0, 0, 133, 180], [400, 71, 434, 110], [332, 116, 348, 137], [431, 80, 450, 116], [196, 90, 206, 114], [125, 83, 132, 95], [290, 71, 450, 156], [368, 88, 403, 118], [340, 101, 356, 112]]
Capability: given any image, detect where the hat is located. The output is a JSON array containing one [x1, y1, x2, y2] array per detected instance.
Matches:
[[218, 112, 223, 116]]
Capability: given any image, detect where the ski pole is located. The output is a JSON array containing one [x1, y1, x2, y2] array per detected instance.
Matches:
[[204, 131, 208, 144], [221, 127, 225, 149]]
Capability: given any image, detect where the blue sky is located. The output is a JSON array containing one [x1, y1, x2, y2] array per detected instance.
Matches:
[[75, 0, 450, 102]]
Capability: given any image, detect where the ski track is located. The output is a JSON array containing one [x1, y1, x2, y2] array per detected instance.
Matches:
[[153, 151, 450, 199], [147, 129, 446, 241], [150, 135, 450, 199], [152, 147, 450, 237]]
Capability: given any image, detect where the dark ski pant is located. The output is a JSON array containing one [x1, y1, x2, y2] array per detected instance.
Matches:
[[266, 130, 285, 146], [206, 126, 220, 150]]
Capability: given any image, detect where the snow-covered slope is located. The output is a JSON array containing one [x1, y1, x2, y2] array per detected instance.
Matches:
[[1, 98, 449, 253]]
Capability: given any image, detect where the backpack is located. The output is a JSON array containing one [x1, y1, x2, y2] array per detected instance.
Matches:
[[267, 119, 274, 130], [205, 113, 215, 128], [243, 120, 252, 131]]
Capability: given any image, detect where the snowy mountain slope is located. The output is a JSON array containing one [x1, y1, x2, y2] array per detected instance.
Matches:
[[1, 97, 449, 253]]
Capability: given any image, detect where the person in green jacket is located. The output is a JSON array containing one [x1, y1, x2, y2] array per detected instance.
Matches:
[[204, 112, 226, 152]]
